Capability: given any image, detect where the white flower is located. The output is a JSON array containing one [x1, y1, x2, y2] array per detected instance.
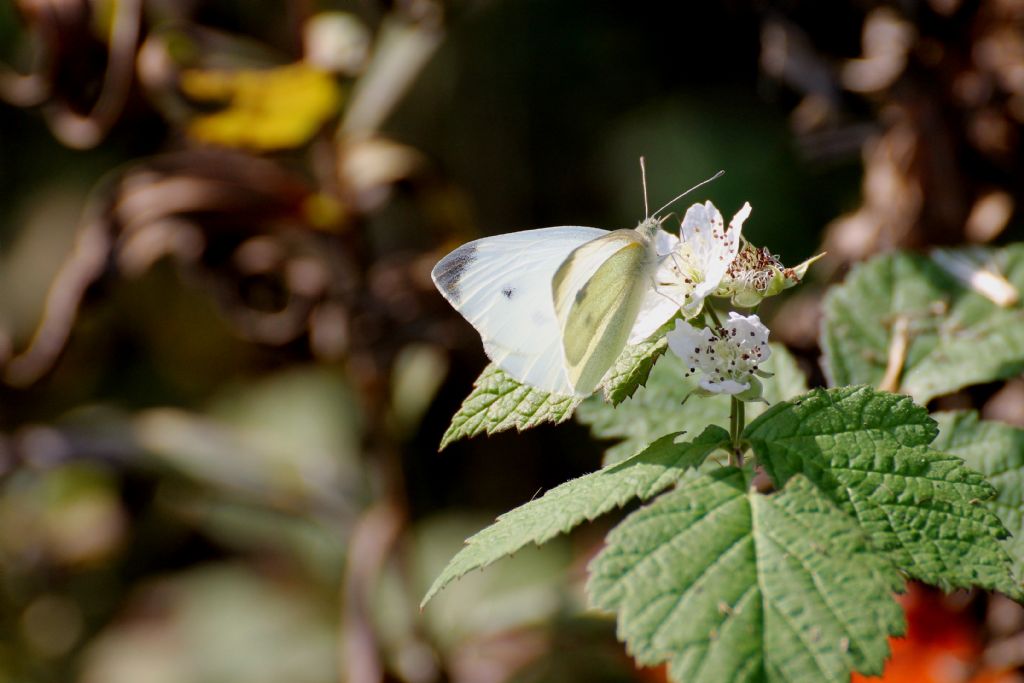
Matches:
[[673, 201, 749, 317], [627, 201, 750, 343], [666, 312, 771, 396]]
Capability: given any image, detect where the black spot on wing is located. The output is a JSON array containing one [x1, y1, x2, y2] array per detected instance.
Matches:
[[431, 243, 477, 304], [502, 286, 516, 299]]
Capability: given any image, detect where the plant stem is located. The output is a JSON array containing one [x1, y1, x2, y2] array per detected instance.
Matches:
[[736, 399, 745, 468], [729, 397, 737, 444], [705, 304, 723, 328], [710, 304, 746, 467], [729, 396, 746, 468]]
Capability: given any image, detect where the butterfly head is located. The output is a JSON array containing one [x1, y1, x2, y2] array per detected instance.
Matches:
[[635, 215, 667, 239]]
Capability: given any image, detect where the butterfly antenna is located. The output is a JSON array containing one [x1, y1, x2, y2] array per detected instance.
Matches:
[[652, 169, 725, 218], [640, 156, 650, 218]]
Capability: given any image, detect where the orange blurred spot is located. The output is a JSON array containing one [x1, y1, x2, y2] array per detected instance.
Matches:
[[853, 585, 979, 683]]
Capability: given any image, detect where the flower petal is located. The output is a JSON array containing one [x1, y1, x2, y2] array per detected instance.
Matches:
[[666, 319, 712, 367], [654, 230, 679, 257], [680, 202, 713, 242], [728, 203, 752, 241], [628, 290, 680, 343], [725, 311, 771, 354], [698, 377, 750, 395]]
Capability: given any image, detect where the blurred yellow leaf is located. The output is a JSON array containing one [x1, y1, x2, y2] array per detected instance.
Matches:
[[181, 64, 342, 150]]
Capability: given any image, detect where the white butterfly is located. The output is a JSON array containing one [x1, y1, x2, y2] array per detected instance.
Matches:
[[432, 172, 734, 398]]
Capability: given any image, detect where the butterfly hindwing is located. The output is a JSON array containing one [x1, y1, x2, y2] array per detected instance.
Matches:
[[553, 230, 654, 395]]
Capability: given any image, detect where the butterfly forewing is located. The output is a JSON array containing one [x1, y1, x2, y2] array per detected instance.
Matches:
[[431, 226, 606, 395], [553, 230, 653, 395]]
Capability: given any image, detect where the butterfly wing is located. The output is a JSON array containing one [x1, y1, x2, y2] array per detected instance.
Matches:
[[627, 231, 688, 344], [432, 226, 607, 395], [553, 230, 655, 396]]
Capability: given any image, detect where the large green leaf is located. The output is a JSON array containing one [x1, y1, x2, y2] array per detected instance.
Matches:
[[932, 411, 1024, 586], [579, 343, 807, 464], [589, 470, 904, 682], [422, 426, 729, 606], [745, 386, 1019, 595], [821, 247, 1024, 403]]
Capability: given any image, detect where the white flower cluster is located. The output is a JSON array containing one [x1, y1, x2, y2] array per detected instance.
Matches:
[[628, 201, 750, 344], [635, 199, 808, 398]]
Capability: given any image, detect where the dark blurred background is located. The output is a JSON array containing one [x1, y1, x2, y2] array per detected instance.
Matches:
[[1, 1, 1023, 682]]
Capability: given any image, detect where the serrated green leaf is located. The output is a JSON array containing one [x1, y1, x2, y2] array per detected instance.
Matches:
[[439, 364, 582, 450], [932, 411, 1024, 588], [422, 425, 730, 606], [600, 321, 673, 405], [589, 470, 904, 682], [440, 323, 676, 449], [745, 386, 1019, 595], [579, 343, 808, 465], [821, 247, 1024, 403]]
